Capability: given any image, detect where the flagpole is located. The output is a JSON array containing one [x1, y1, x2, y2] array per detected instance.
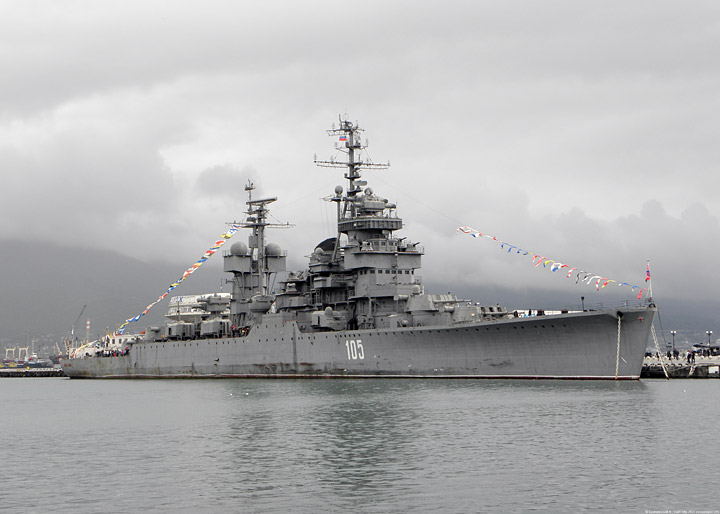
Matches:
[[646, 259, 653, 304]]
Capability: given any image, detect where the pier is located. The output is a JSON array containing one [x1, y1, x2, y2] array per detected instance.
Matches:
[[0, 368, 66, 378], [642, 357, 720, 379]]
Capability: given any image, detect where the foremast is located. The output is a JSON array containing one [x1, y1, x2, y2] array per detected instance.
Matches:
[[314, 116, 390, 209], [314, 116, 401, 249], [274, 116, 491, 333], [310, 116, 429, 329]]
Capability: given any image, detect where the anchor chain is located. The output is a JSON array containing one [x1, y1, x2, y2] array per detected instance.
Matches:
[[651, 324, 670, 379], [615, 315, 621, 380]]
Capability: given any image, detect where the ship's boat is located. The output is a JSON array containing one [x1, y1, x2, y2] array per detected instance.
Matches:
[[63, 117, 656, 379]]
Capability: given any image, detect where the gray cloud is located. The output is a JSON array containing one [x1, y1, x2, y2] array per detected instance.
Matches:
[[194, 164, 256, 199], [1, 0, 719, 337]]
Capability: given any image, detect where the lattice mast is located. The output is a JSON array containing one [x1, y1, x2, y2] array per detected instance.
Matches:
[[314, 116, 390, 254]]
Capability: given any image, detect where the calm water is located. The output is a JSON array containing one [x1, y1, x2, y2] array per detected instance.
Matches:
[[2, 378, 719, 513]]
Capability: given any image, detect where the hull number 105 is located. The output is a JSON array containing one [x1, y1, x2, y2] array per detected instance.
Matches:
[[345, 339, 365, 360]]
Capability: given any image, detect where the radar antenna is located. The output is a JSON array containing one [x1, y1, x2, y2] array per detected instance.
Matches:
[[230, 181, 292, 296], [314, 115, 389, 198], [314, 115, 395, 261]]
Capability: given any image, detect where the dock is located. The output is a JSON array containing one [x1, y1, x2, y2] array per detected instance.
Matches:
[[642, 357, 720, 379], [0, 368, 66, 378]]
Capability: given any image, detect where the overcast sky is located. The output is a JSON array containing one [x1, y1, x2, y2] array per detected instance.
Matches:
[[2, 1, 719, 324]]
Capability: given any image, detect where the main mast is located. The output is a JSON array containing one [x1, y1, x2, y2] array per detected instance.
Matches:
[[224, 181, 289, 327], [242, 182, 277, 296]]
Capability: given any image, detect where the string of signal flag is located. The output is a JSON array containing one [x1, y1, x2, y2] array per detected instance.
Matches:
[[457, 226, 650, 299], [116, 223, 242, 334]]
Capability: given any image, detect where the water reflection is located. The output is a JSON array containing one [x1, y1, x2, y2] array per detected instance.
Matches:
[[215, 379, 660, 512], [219, 380, 425, 511], [4, 378, 719, 513]]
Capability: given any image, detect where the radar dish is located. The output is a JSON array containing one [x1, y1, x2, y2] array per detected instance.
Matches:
[[230, 242, 248, 256], [265, 243, 282, 256], [314, 237, 337, 253]]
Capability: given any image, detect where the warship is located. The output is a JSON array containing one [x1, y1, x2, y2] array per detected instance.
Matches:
[[63, 117, 656, 379]]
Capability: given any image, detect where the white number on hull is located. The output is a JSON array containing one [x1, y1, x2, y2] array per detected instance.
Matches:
[[345, 340, 365, 360]]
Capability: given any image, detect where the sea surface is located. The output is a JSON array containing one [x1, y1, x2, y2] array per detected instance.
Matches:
[[2, 378, 719, 514]]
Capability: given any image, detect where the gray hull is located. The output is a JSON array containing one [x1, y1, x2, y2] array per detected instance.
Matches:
[[63, 306, 655, 380]]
